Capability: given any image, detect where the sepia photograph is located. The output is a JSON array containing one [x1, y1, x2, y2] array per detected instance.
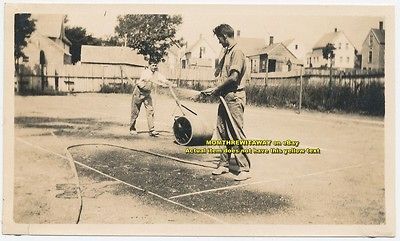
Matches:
[[2, 2, 396, 237]]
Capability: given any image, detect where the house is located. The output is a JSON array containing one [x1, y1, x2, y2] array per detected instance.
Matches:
[[235, 34, 266, 73], [181, 34, 218, 69], [307, 28, 356, 70], [361, 21, 385, 71], [159, 45, 183, 71], [248, 36, 301, 73], [282, 38, 306, 66], [19, 14, 72, 91]]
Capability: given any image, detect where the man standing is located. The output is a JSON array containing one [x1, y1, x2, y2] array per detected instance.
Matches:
[[202, 24, 251, 181], [130, 60, 171, 137]]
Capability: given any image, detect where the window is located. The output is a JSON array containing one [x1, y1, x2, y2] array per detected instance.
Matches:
[[368, 51, 373, 63], [252, 59, 258, 73], [261, 59, 266, 71], [346, 43, 349, 49], [259, 54, 268, 72], [199, 47, 206, 58], [338, 43, 342, 49], [295, 44, 298, 50], [369, 34, 374, 46], [346, 57, 350, 63], [339, 56, 343, 62]]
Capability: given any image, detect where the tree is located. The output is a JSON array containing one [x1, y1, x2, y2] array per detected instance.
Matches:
[[115, 14, 184, 63], [322, 43, 336, 88], [65, 26, 102, 64], [322, 43, 336, 61], [101, 35, 123, 46], [14, 13, 36, 71]]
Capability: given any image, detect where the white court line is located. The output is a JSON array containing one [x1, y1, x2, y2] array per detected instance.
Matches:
[[17, 137, 67, 160], [169, 160, 380, 200], [71, 161, 225, 224], [15, 137, 225, 224]]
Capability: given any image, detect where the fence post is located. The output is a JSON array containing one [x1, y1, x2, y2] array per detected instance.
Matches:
[[298, 66, 303, 114], [102, 66, 105, 87], [264, 58, 269, 86]]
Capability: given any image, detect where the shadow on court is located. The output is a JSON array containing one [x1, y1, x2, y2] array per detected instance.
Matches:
[[70, 145, 292, 215]]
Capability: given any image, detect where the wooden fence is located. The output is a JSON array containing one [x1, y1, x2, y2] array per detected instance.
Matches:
[[16, 64, 384, 93], [17, 64, 218, 93]]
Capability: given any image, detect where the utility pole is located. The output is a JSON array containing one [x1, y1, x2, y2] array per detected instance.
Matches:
[[298, 65, 304, 114]]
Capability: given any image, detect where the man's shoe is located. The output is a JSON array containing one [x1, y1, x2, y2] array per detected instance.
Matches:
[[149, 130, 160, 137], [234, 171, 251, 181], [130, 130, 138, 135], [212, 166, 229, 175]]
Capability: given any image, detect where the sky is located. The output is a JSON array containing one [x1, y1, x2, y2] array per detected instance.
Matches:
[[66, 6, 384, 55]]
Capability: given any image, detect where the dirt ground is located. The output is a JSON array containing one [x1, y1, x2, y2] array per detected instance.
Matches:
[[13, 92, 385, 225]]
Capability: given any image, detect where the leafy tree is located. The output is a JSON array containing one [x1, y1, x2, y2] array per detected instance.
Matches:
[[322, 43, 336, 61], [14, 13, 36, 70], [65, 26, 102, 64], [115, 14, 184, 63], [322, 43, 336, 88], [101, 35, 123, 46]]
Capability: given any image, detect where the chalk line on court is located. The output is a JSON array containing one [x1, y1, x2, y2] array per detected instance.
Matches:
[[15, 137, 225, 224]]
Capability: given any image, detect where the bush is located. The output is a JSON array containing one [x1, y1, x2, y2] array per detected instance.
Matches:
[[99, 83, 134, 94], [301, 80, 384, 116], [160, 79, 385, 116], [245, 80, 384, 116], [17, 88, 67, 96], [246, 84, 298, 108]]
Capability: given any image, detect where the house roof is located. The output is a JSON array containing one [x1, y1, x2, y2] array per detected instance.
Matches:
[[236, 37, 266, 56], [29, 32, 71, 56], [312, 31, 342, 49], [31, 14, 71, 45], [185, 35, 217, 56], [80, 45, 147, 66], [371, 28, 385, 44], [167, 45, 181, 57], [250, 42, 301, 64], [256, 43, 281, 55]]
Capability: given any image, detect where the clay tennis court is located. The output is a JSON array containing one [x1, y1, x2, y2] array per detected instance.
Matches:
[[13, 92, 385, 224]]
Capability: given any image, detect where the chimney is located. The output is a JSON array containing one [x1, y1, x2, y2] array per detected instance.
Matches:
[[334, 28, 338, 32], [269, 36, 274, 45], [237, 30, 241, 37], [379, 21, 383, 30]]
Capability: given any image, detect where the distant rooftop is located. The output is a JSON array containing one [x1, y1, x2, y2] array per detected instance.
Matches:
[[312, 31, 342, 49], [371, 28, 385, 44], [30, 14, 71, 45]]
